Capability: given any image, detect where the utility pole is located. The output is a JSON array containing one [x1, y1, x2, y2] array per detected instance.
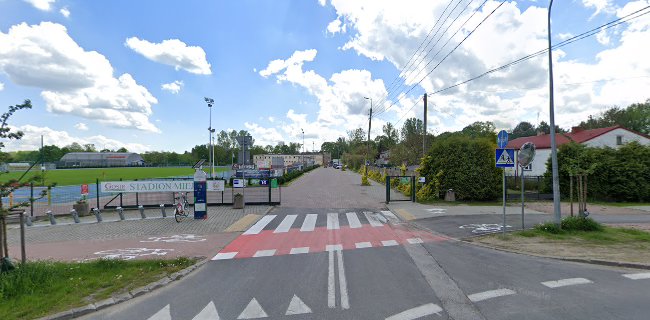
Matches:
[[423, 93, 427, 158], [301, 128, 304, 167], [364, 97, 373, 176], [547, 0, 561, 225], [204, 97, 215, 179]]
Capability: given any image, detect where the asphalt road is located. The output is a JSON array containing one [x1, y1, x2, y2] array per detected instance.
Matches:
[[81, 168, 650, 319]]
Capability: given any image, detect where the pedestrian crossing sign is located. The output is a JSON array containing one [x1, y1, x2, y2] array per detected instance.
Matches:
[[495, 148, 515, 168]]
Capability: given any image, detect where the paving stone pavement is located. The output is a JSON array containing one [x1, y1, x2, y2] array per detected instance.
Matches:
[[7, 205, 269, 245]]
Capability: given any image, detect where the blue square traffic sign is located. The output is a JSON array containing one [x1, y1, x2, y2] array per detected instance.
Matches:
[[495, 149, 515, 168]]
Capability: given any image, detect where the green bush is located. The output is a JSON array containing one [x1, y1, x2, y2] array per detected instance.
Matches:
[[418, 136, 501, 200], [533, 222, 563, 234], [561, 216, 603, 232]]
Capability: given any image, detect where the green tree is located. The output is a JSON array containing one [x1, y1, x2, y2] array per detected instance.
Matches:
[[578, 101, 650, 134], [116, 147, 128, 153], [510, 121, 536, 139], [461, 121, 495, 139]]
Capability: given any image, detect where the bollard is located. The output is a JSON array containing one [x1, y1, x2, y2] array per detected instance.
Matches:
[[47, 210, 56, 225], [160, 204, 167, 218], [116, 206, 125, 220], [139, 205, 146, 219], [92, 208, 103, 222], [25, 215, 33, 227], [70, 209, 80, 223]]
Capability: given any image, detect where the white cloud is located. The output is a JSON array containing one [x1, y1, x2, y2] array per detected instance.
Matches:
[[0, 82, 4, 91], [244, 122, 284, 146], [60, 7, 70, 18], [125, 37, 212, 75], [23, 0, 55, 11], [3, 125, 150, 153], [558, 32, 573, 40], [74, 123, 88, 131], [582, 0, 616, 17], [161, 80, 183, 94], [327, 18, 345, 34], [318, 0, 327, 6], [268, 116, 275, 122], [596, 27, 611, 45], [0, 22, 159, 132]]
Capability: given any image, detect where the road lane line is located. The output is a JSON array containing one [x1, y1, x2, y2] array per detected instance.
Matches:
[[468, 288, 516, 302], [326, 244, 343, 251], [355, 242, 372, 248], [147, 304, 171, 320], [346, 212, 362, 228], [328, 249, 335, 308], [300, 214, 317, 232], [623, 272, 650, 280], [541, 278, 592, 288], [212, 252, 238, 260], [192, 301, 220, 320], [382, 240, 399, 247], [337, 249, 350, 310], [381, 210, 400, 223], [385, 303, 443, 320], [243, 215, 276, 235], [274, 215, 297, 233], [290, 247, 310, 254], [406, 238, 423, 244], [252, 249, 276, 258], [364, 212, 384, 227], [327, 213, 340, 229]]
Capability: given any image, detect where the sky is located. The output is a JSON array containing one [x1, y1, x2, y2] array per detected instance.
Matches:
[[0, 0, 648, 153]]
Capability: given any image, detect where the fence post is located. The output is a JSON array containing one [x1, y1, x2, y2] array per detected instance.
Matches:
[[119, 178, 123, 207], [30, 182, 34, 217], [268, 178, 272, 205], [135, 179, 139, 207], [411, 176, 416, 202], [96, 178, 100, 211], [385, 176, 390, 204]]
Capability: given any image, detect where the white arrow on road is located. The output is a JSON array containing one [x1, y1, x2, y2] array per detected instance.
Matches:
[[285, 294, 312, 315], [147, 305, 171, 320], [237, 298, 268, 319], [192, 301, 220, 320]]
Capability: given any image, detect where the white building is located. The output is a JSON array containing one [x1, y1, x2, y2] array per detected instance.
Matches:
[[253, 153, 331, 168], [506, 126, 650, 177]]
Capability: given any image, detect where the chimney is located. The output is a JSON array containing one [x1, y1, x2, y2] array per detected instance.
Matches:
[[571, 126, 583, 134]]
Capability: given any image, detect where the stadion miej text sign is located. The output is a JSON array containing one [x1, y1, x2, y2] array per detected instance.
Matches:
[[100, 180, 225, 193]]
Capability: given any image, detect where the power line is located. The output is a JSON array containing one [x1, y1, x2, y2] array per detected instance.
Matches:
[[376, 0, 503, 117]]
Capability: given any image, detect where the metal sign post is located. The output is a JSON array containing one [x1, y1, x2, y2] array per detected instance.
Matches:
[[496, 132, 514, 235]]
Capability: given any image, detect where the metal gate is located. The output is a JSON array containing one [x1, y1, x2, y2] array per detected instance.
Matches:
[[385, 176, 416, 203]]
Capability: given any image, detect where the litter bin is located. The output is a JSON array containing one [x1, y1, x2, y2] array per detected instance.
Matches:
[[444, 189, 456, 202]]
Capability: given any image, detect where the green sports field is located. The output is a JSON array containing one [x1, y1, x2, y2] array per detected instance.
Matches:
[[0, 167, 228, 186]]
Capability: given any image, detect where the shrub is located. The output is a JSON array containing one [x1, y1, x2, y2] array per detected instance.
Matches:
[[561, 216, 603, 232], [361, 174, 370, 186], [534, 222, 563, 234]]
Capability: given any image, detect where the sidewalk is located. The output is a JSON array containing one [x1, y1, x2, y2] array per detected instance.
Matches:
[[387, 201, 547, 221], [7, 205, 270, 262]]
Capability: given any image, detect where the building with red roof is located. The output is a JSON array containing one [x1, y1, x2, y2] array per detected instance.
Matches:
[[505, 126, 650, 176]]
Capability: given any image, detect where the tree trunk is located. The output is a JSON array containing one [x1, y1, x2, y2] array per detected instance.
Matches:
[[0, 216, 4, 258], [569, 175, 573, 217], [583, 175, 588, 213]]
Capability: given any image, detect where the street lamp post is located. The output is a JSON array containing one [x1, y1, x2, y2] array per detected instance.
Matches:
[[363, 97, 373, 176], [301, 128, 305, 167], [204, 97, 215, 179], [547, 0, 561, 225]]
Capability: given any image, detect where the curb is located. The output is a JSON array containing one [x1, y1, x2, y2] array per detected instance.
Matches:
[[38, 257, 209, 320], [463, 240, 650, 270]]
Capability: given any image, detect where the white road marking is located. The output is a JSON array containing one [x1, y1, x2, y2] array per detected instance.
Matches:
[[468, 288, 516, 302], [381, 210, 400, 223], [406, 238, 423, 244], [337, 249, 350, 309], [286, 294, 312, 315], [541, 278, 592, 288], [192, 301, 220, 320], [252, 250, 276, 258], [237, 298, 268, 319], [300, 214, 317, 232], [147, 304, 171, 320], [328, 249, 336, 308], [426, 208, 447, 213], [346, 212, 362, 228], [327, 213, 340, 229], [385, 303, 443, 320], [243, 215, 276, 235], [274, 215, 297, 233], [355, 242, 372, 249], [290, 247, 310, 254], [364, 212, 384, 227], [623, 272, 650, 280], [326, 244, 343, 251], [382, 240, 399, 247], [212, 252, 238, 260]]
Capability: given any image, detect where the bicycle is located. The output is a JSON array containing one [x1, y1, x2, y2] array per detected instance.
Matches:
[[174, 192, 190, 223]]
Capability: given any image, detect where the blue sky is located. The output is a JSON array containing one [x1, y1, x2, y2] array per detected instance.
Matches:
[[0, 0, 648, 153]]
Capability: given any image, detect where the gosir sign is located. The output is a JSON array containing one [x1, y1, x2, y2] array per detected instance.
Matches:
[[101, 180, 225, 193]]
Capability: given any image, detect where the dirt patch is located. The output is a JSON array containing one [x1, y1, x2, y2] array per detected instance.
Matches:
[[527, 202, 648, 215], [468, 234, 650, 265], [606, 223, 650, 232]]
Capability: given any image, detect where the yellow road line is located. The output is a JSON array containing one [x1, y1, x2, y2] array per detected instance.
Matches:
[[225, 214, 262, 232], [395, 208, 416, 221]]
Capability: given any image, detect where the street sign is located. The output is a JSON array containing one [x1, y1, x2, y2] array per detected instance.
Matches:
[[260, 179, 268, 186], [495, 149, 515, 168], [418, 177, 426, 183], [233, 179, 246, 188], [193, 168, 207, 220], [497, 130, 509, 148]]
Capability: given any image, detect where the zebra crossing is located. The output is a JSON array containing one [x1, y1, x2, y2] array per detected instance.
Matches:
[[212, 211, 448, 260]]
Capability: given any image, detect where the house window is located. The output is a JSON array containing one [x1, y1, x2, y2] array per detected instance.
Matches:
[[616, 135, 623, 145], [522, 164, 532, 171]]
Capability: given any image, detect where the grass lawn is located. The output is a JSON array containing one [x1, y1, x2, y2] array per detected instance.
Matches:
[[516, 226, 650, 243], [0, 258, 196, 320], [0, 167, 228, 186]]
